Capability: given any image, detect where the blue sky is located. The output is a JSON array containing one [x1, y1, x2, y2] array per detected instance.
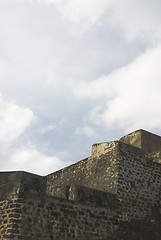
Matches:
[[0, 0, 161, 175]]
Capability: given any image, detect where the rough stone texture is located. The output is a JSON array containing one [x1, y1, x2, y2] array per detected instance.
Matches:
[[120, 129, 161, 163], [1, 129, 161, 239], [0, 172, 117, 239], [47, 141, 119, 197]]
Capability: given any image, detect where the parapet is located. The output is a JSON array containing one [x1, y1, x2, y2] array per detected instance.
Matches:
[[91, 141, 118, 158], [120, 129, 161, 163], [0, 171, 46, 200]]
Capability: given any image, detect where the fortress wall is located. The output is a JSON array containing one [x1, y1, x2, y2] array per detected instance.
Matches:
[[47, 140, 161, 222], [120, 129, 161, 159], [0, 194, 118, 240], [66, 185, 118, 209], [3, 193, 161, 240], [18, 195, 117, 240], [0, 172, 22, 239], [0, 171, 46, 239], [116, 142, 161, 221], [91, 141, 117, 158], [46, 141, 119, 198], [0, 171, 119, 240], [0, 197, 22, 239], [0, 171, 46, 201], [1, 129, 161, 239], [0, 172, 21, 200]]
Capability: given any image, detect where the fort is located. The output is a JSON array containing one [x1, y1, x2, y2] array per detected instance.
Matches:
[[1, 129, 161, 239]]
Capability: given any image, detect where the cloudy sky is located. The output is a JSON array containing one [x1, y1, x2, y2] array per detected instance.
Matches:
[[0, 0, 161, 175]]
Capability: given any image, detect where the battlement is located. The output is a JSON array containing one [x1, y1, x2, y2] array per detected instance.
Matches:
[[1, 129, 161, 239]]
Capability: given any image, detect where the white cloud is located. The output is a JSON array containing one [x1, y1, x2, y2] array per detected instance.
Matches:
[[0, 97, 69, 175], [74, 74, 116, 100], [75, 126, 97, 138], [112, 1, 161, 42], [1, 0, 161, 42], [74, 44, 161, 133], [38, 0, 161, 42], [40, 0, 113, 24], [0, 60, 11, 80], [0, 0, 161, 172], [0, 96, 34, 147], [4, 145, 70, 175], [40, 124, 56, 134]]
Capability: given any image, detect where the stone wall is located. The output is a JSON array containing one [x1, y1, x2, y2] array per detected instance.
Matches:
[[116, 141, 161, 221], [66, 185, 118, 209], [0, 171, 120, 239], [1, 129, 161, 239], [0, 171, 47, 239], [0, 196, 22, 239], [0, 171, 119, 240], [46, 141, 119, 197], [47, 138, 161, 222], [120, 129, 161, 163], [19, 195, 117, 240], [1, 194, 161, 240]]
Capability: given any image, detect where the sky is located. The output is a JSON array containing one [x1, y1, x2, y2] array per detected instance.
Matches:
[[0, 0, 161, 175]]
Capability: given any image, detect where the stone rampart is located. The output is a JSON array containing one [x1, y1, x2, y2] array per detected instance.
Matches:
[[0, 172, 118, 239], [1, 129, 161, 239], [47, 141, 119, 196]]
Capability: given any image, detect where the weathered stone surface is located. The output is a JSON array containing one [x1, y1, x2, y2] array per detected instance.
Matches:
[[120, 129, 161, 160], [1, 129, 161, 239]]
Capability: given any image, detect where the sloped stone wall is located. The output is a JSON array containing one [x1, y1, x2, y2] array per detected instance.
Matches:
[[46, 139, 161, 222], [46, 141, 119, 198]]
